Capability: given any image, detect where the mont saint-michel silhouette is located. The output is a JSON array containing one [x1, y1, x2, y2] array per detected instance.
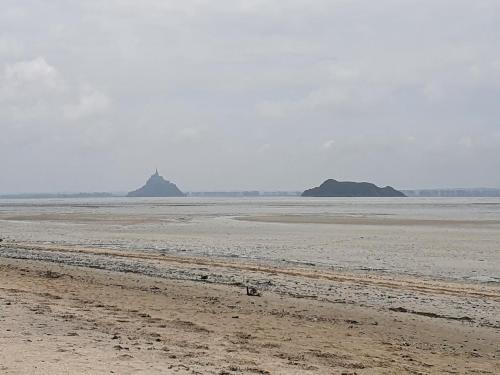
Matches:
[[127, 170, 185, 197]]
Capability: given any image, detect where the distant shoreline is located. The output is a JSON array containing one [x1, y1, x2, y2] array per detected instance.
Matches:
[[2, 189, 500, 199]]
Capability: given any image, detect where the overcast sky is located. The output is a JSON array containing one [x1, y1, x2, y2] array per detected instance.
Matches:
[[1, 0, 499, 193]]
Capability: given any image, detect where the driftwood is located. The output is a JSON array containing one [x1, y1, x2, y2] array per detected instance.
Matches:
[[246, 286, 261, 297]]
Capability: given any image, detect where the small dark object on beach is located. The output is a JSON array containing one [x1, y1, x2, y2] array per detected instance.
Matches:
[[345, 320, 360, 325], [200, 275, 209, 280], [390, 307, 408, 313], [44, 270, 62, 279], [0, 238, 3, 242], [246, 286, 261, 297]]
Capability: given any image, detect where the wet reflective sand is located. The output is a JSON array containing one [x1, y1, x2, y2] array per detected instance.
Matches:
[[1, 197, 499, 281]]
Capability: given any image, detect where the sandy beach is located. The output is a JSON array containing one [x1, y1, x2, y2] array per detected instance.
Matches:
[[0, 255, 498, 375], [1, 248, 499, 375], [0, 198, 499, 374]]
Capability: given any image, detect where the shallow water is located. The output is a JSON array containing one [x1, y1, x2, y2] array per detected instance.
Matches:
[[0, 197, 499, 283]]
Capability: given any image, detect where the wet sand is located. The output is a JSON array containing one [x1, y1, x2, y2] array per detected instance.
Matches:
[[234, 214, 500, 227]]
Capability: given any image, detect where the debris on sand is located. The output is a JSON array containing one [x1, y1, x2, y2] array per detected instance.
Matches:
[[389, 307, 474, 323], [43, 270, 63, 279], [246, 286, 261, 297]]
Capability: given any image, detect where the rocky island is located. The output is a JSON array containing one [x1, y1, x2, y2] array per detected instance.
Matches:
[[302, 179, 406, 197], [127, 170, 185, 197]]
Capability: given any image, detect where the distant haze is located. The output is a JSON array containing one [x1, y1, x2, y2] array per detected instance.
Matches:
[[1, 1, 500, 193]]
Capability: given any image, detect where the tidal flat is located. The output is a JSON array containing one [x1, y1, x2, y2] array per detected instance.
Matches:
[[0, 197, 499, 374]]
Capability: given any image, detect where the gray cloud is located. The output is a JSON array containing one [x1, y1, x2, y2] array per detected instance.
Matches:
[[1, 0, 500, 193]]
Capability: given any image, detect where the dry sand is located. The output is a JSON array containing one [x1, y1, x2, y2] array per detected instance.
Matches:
[[0, 253, 498, 374]]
